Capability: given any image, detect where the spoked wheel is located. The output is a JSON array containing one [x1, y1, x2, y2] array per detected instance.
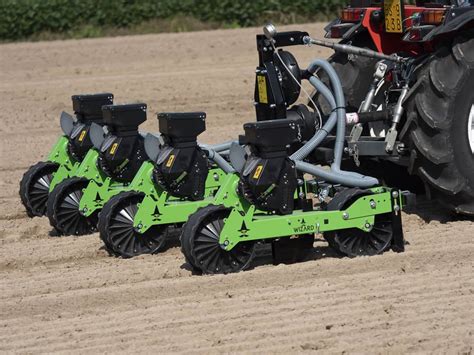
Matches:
[[181, 205, 256, 274], [47, 177, 98, 236], [98, 191, 167, 258], [19, 161, 59, 217], [324, 188, 393, 257]]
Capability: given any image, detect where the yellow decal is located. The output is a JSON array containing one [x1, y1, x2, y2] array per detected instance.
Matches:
[[78, 130, 87, 142], [253, 165, 264, 179], [110, 143, 119, 155], [384, 0, 403, 34], [257, 75, 268, 104], [166, 154, 175, 168]]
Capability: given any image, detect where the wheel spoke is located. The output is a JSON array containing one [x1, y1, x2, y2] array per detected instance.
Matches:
[[106, 194, 166, 257], [190, 208, 255, 274]]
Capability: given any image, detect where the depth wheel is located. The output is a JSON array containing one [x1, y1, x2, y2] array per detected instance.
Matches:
[[19, 161, 58, 217], [324, 188, 393, 257], [180, 205, 256, 274], [47, 177, 98, 235], [98, 191, 167, 258]]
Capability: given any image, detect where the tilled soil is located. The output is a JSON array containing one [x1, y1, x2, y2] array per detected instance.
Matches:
[[1, 24, 473, 354]]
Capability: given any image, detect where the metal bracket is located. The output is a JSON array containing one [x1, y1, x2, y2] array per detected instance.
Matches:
[[391, 191, 405, 253]]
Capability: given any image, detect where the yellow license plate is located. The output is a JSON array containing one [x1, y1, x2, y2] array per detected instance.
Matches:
[[384, 0, 404, 33]]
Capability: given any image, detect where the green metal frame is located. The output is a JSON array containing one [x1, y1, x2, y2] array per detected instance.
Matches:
[[132, 165, 402, 252], [218, 186, 402, 251], [46, 136, 79, 192], [133, 168, 232, 233], [75, 151, 156, 217]]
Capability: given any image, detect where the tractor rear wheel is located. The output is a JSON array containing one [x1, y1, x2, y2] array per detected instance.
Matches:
[[403, 32, 474, 215]]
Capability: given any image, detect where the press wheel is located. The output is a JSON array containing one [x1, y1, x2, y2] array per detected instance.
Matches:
[[47, 177, 98, 235], [99, 191, 168, 258], [181, 205, 256, 274], [324, 188, 393, 257], [19, 161, 59, 217]]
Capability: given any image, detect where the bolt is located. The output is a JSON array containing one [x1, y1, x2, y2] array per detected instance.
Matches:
[[83, 207, 88, 213], [342, 212, 349, 220], [213, 173, 219, 181], [394, 205, 400, 212], [370, 200, 377, 209], [137, 223, 143, 229], [392, 191, 399, 198], [365, 222, 372, 229]]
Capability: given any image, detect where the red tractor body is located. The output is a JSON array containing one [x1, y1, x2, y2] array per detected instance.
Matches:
[[326, 0, 473, 55]]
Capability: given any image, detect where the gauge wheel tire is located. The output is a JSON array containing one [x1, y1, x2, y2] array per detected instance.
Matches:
[[19, 161, 59, 218], [98, 191, 168, 258], [403, 31, 474, 216], [180, 205, 256, 275], [324, 188, 394, 257], [46, 177, 98, 236]]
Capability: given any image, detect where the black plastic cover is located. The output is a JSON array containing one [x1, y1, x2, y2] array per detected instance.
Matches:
[[158, 112, 206, 143], [72, 93, 113, 122], [98, 133, 146, 182], [102, 103, 147, 133], [243, 119, 299, 153]]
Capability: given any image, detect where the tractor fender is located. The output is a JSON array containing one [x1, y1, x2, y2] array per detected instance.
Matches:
[[425, 9, 474, 41]]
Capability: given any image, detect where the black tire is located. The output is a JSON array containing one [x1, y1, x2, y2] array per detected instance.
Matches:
[[180, 220, 200, 271], [46, 177, 98, 236], [403, 32, 474, 215], [180, 205, 256, 275], [324, 188, 393, 257], [19, 161, 59, 217], [98, 191, 167, 258]]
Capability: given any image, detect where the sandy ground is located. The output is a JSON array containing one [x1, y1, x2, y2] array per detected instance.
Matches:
[[1, 24, 473, 354]]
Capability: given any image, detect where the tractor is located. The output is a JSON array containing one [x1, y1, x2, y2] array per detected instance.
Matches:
[[318, 0, 474, 215]]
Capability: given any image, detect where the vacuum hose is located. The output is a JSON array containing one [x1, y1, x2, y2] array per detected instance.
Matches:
[[291, 59, 379, 187]]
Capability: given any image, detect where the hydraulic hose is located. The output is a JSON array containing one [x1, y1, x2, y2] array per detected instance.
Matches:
[[200, 140, 236, 153], [290, 59, 379, 187], [296, 161, 379, 188], [290, 77, 336, 161], [205, 148, 235, 174]]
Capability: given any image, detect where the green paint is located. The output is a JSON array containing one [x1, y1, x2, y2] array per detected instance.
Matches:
[[78, 159, 156, 217], [218, 189, 399, 251], [47, 136, 78, 191], [133, 168, 235, 233]]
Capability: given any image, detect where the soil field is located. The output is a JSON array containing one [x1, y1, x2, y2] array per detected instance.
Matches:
[[1, 24, 473, 354]]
